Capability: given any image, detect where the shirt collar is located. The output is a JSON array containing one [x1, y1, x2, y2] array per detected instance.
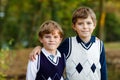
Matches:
[[76, 35, 95, 43], [41, 48, 61, 58]]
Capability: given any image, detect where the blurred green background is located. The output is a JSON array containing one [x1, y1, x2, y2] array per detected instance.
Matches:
[[0, 0, 120, 80]]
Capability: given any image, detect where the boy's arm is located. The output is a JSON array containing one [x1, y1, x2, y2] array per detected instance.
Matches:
[[29, 46, 41, 61], [58, 38, 70, 58], [29, 38, 70, 61], [100, 41, 107, 80]]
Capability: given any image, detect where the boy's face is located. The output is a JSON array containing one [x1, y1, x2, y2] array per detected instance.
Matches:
[[39, 30, 62, 53], [72, 15, 95, 40]]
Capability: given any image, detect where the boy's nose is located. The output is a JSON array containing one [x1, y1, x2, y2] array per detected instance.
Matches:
[[83, 23, 88, 28], [50, 37, 54, 41]]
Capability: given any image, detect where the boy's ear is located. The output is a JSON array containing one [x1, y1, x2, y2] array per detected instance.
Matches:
[[60, 37, 63, 42], [39, 37, 43, 43], [94, 23, 97, 29], [72, 24, 76, 30], [94, 21, 97, 28]]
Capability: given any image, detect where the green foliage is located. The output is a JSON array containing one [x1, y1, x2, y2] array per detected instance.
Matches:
[[0, 39, 16, 79], [0, 49, 9, 79], [1, 0, 120, 48], [105, 13, 120, 42], [0, 52, 7, 80], [0, 72, 6, 80]]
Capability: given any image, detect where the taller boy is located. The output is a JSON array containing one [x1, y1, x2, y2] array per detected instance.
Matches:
[[30, 6, 107, 80], [61, 7, 107, 80]]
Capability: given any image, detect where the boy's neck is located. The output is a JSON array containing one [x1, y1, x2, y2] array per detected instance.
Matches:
[[79, 36, 91, 43], [44, 48, 57, 55]]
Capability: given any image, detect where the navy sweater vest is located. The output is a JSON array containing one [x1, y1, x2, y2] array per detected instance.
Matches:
[[35, 52, 65, 80]]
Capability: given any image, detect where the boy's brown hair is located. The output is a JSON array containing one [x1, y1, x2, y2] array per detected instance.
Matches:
[[38, 20, 64, 39], [72, 6, 97, 25]]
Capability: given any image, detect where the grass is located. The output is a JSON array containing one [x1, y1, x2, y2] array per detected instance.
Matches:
[[105, 42, 120, 50]]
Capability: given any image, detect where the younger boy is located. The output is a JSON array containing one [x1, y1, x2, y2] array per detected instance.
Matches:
[[26, 20, 66, 80], [29, 7, 107, 80]]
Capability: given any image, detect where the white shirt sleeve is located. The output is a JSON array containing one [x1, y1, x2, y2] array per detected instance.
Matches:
[[26, 55, 39, 80]]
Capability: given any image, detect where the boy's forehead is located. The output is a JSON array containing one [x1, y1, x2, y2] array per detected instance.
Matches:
[[46, 29, 60, 35], [52, 30, 60, 34], [76, 15, 93, 21]]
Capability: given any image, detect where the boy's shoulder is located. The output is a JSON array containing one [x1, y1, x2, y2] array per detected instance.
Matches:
[[96, 37, 100, 41], [95, 37, 104, 43], [95, 37, 104, 52], [95, 36, 103, 42]]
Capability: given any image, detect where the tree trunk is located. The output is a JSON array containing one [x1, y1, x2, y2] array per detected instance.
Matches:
[[98, 0, 106, 41]]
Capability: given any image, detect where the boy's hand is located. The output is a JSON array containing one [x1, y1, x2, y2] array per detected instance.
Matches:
[[29, 46, 41, 61]]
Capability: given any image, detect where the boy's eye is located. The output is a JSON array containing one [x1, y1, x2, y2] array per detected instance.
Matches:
[[87, 22, 92, 25], [45, 35, 51, 38], [78, 22, 83, 25], [54, 36, 59, 38], [44, 35, 59, 39]]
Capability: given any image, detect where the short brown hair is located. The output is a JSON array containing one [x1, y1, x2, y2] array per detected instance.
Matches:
[[72, 6, 97, 25], [38, 20, 64, 39]]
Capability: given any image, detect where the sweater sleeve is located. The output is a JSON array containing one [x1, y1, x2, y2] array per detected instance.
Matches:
[[100, 41, 107, 80], [58, 38, 70, 58]]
